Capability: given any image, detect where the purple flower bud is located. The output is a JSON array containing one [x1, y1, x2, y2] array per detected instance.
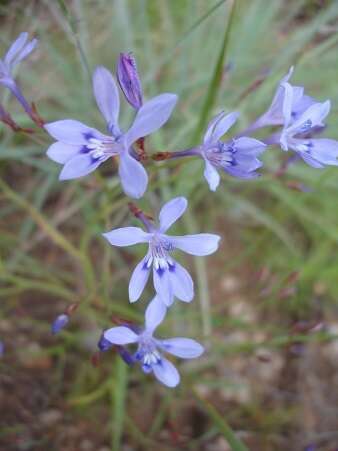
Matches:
[[98, 334, 113, 352], [117, 53, 143, 110], [51, 313, 69, 335], [0, 340, 4, 357], [117, 346, 135, 365]]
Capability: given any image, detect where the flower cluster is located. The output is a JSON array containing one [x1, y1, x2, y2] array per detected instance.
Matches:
[[2, 34, 338, 385]]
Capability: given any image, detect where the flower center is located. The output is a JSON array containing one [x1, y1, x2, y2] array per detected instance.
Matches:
[[145, 234, 174, 271], [205, 141, 235, 167], [86, 137, 119, 161], [135, 335, 161, 366]]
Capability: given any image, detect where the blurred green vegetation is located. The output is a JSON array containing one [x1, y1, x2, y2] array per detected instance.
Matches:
[[1, 0, 338, 450]]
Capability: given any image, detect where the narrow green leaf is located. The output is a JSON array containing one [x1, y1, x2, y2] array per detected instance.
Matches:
[[111, 359, 128, 451], [192, 0, 236, 143], [193, 390, 249, 451]]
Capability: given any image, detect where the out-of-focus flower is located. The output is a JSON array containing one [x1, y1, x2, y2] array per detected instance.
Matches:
[[45, 66, 177, 199], [103, 197, 220, 306], [277, 83, 338, 168], [0, 340, 4, 357], [117, 53, 143, 109], [51, 313, 69, 335], [252, 66, 318, 129], [104, 296, 204, 387], [0, 32, 38, 118]]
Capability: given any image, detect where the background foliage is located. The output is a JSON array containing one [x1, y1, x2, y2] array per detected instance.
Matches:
[[1, 1, 338, 450]]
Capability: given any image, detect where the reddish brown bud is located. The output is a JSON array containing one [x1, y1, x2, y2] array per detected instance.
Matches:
[[66, 303, 79, 315]]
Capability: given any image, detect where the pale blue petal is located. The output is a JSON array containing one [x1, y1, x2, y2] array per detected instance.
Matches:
[[159, 196, 187, 232], [104, 326, 139, 345], [158, 338, 204, 359], [47, 142, 82, 164], [208, 112, 239, 143], [93, 66, 120, 134], [145, 296, 167, 332], [153, 267, 173, 306], [129, 254, 151, 303], [170, 234, 220, 256], [309, 139, 338, 165], [297, 139, 338, 166], [59, 153, 102, 180], [290, 100, 331, 133], [4, 32, 28, 66], [282, 66, 294, 83], [298, 152, 324, 168], [292, 94, 316, 119], [203, 159, 220, 191], [234, 137, 266, 155], [225, 167, 261, 179], [203, 111, 226, 144], [234, 154, 263, 172], [125, 93, 177, 147], [45, 120, 105, 145], [256, 67, 296, 126], [102, 227, 150, 247], [168, 261, 194, 302], [280, 129, 289, 151], [282, 82, 294, 127], [12, 38, 38, 66], [152, 357, 180, 387], [118, 150, 148, 199]]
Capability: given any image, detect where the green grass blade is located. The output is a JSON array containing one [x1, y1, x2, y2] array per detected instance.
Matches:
[[111, 359, 128, 451], [193, 390, 249, 451], [192, 0, 236, 143]]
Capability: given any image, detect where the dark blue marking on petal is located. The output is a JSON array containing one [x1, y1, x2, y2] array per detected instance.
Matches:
[[142, 363, 153, 374], [142, 260, 150, 270], [83, 131, 95, 141], [156, 266, 165, 277], [134, 350, 143, 361], [299, 119, 312, 133], [168, 262, 175, 272], [90, 155, 104, 164]]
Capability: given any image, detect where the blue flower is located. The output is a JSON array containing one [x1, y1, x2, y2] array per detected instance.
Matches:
[[0, 32, 38, 118], [103, 197, 220, 306], [45, 66, 177, 199], [253, 66, 318, 129], [278, 82, 338, 168], [199, 112, 266, 190], [103, 297, 204, 387]]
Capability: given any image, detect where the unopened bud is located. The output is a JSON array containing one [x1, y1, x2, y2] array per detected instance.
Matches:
[[51, 313, 69, 335], [97, 334, 113, 352], [117, 53, 143, 109]]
